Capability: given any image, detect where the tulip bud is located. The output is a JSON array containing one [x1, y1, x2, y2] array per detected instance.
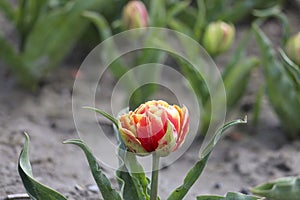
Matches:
[[118, 100, 189, 157], [285, 32, 300, 66], [122, 1, 148, 29], [202, 21, 235, 56]]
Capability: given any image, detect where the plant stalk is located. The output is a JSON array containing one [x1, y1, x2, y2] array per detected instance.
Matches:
[[150, 153, 160, 200]]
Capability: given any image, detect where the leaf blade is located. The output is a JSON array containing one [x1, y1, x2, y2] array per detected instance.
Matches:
[[251, 177, 300, 200], [197, 192, 263, 200], [64, 139, 122, 200], [18, 133, 67, 200], [167, 118, 247, 200], [83, 106, 119, 127]]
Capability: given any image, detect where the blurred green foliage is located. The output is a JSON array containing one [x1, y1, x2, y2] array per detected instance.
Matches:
[[0, 0, 285, 91], [251, 177, 300, 200], [2, 0, 297, 139], [254, 25, 300, 139], [0, 0, 129, 89], [251, 6, 300, 138]]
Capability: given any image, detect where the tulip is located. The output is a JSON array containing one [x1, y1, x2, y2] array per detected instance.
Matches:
[[122, 0, 148, 29], [285, 32, 300, 66], [118, 100, 189, 157], [202, 21, 235, 56]]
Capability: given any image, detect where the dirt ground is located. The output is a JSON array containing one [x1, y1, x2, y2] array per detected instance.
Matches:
[[1, 3, 300, 200]]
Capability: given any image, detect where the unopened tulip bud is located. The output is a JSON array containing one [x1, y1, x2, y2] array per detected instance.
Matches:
[[285, 32, 300, 66], [118, 100, 189, 157], [203, 21, 235, 56], [122, 1, 148, 29]]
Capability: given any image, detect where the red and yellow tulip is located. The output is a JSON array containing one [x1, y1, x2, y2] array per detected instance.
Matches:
[[118, 100, 189, 157]]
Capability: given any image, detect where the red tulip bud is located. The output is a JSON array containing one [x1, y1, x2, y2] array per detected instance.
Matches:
[[122, 1, 148, 29]]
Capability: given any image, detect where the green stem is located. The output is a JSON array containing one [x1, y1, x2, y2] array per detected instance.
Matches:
[[150, 153, 160, 200]]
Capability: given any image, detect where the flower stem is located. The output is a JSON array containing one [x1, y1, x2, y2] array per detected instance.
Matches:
[[150, 153, 160, 200]]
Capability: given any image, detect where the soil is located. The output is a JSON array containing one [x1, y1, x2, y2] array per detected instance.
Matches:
[[1, 3, 300, 200]]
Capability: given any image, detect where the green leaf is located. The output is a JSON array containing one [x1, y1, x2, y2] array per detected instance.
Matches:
[[16, 0, 48, 50], [0, 32, 38, 89], [167, 118, 247, 200], [279, 49, 300, 89], [168, 18, 194, 37], [197, 192, 262, 200], [222, 30, 252, 78], [0, 0, 15, 21], [253, 6, 290, 43], [193, 0, 206, 41], [223, 57, 259, 108], [83, 106, 119, 127], [22, 0, 103, 79], [149, 0, 167, 27], [117, 161, 149, 200], [252, 84, 265, 125], [251, 177, 300, 200], [166, 1, 191, 21], [113, 113, 150, 200], [82, 10, 130, 82], [253, 23, 300, 138], [18, 133, 67, 200], [116, 146, 150, 200], [64, 139, 122, 200], [0, 33, 21, 72], [82, 11, 111, 40]]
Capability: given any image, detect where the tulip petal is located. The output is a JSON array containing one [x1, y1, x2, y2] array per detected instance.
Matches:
[[119, 113, 137, 135], [136, 111, 167, 152], [174, 105, 189, 150], [118, 127, 149, 156], [156, 121, 177, 157], [166, 105, 181, 134]]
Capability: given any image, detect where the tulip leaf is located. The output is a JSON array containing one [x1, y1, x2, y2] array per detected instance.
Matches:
[[0, 0, 15, 21], [197, 192, 262, 200], [21, 0, 103, 82], [0, 33, 22, 73], [168, 18, 194, 37], [223, 57, 259, 108], [279, 49, 300, 89], [113, 112, 150, 200], [116, 144, 150, 200], [18, 133, 67, 200], [149, 0, 167, 27], [166, 1, 191, 22], [82, 11, 112, 40], [83, 106, 119, 127], [193, 0, 206, 41], [222, 30, 252, 77], [167, 118, 247, 200], [64, 139, 122, 200], [253, 23, 300, 138], [253, 6, 290, 43], [251, 177, 300, 200]]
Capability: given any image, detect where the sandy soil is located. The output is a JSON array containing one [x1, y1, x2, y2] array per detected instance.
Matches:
[[1, 3, 300, 200]]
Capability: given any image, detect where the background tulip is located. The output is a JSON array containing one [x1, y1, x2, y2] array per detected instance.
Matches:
[[122, 0, 149, 29], [285, 32, 300, 66], [118, 100, 189, 157], [202, 21, 235, 56]]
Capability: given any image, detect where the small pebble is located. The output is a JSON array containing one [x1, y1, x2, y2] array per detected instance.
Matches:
[[239, 188, 249, 195], [74, 184, 85, 192], [275, 162, 291, 172], [87, 184, 99, 193], [213, 182, 221, 189]]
